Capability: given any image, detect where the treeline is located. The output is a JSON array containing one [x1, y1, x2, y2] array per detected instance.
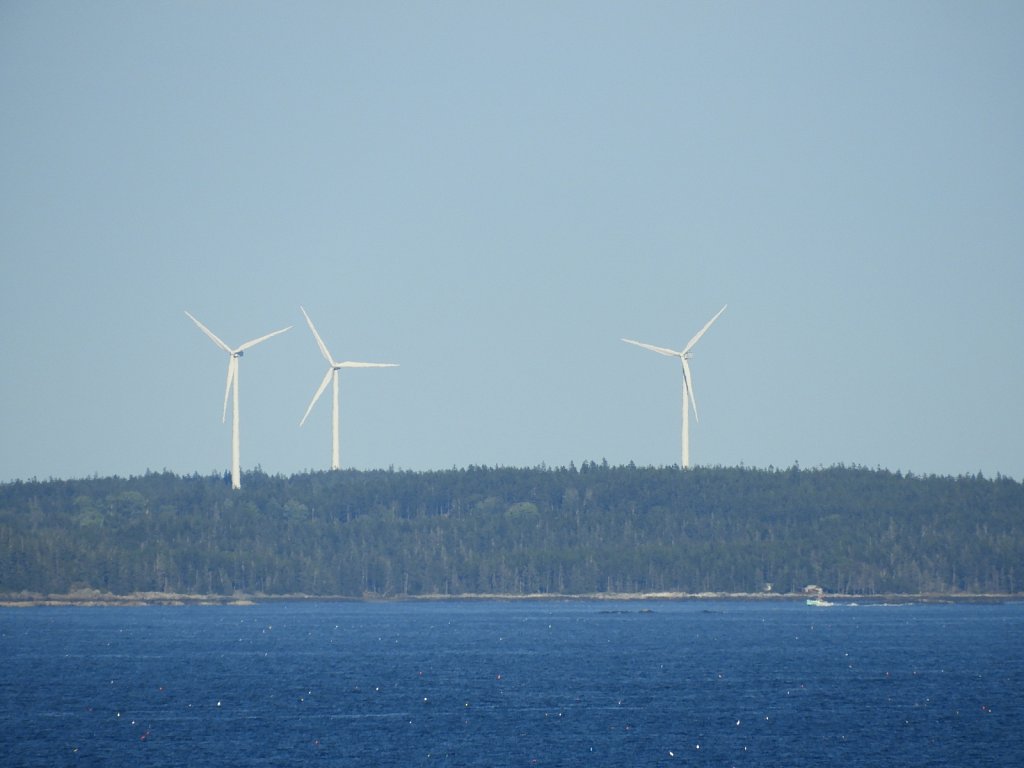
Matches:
[[1, 463, 1021, 597]]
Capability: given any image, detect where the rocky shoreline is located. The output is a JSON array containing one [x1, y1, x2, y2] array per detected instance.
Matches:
[[1, 589, 1019, 607]]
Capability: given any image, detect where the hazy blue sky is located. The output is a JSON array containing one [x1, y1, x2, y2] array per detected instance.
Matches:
[[2, 1, 1022, 483]]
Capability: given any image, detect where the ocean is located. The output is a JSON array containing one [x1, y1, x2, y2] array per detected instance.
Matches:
[[2, 600, 1022, 766]]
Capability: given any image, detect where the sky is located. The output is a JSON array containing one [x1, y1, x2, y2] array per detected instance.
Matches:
[[2, 1, 1022, 483]]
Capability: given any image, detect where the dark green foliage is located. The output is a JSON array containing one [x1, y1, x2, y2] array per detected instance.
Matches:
[[1, 465, 1021, 596]]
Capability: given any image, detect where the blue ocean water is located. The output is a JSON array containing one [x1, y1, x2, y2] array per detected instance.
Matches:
[[1, 600, 1022, 767]]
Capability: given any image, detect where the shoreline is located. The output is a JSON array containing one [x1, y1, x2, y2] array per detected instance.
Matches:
[[1, 590, 1020, 608]]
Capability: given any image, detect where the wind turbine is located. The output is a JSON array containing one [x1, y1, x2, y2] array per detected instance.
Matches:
[[622, 305, 727, 469], [299, 306, 398, 470], [185, 311, 292, 489]]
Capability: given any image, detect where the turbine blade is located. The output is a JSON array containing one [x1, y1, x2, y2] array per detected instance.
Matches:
[[300, 368, 333, 426], [237, 325, 292, 353], [300, 306, 336, 365], [682, 304, 727, 355], [185, 311, 232, 353], [222, 357, 236, 423], [621, 338, 681, 357], [682, 357, 699, 422], [336, 362, 399, 368]]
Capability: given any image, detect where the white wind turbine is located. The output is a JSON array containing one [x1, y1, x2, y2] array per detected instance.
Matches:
[[622, 305, 727, 468], [299, 306, 398, 471], [185, 311, 292, 489]]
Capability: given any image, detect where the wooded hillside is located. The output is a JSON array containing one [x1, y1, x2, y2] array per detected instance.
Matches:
[[2, 464, 1021, 597]]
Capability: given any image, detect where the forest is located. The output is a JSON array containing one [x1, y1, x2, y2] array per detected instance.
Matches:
[[1, 463, 1021, 598]]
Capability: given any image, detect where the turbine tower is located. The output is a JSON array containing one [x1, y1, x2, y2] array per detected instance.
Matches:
[[299, 306, 398, 471], [185, 311, 291, 489], [622, 305, 727, 468]]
